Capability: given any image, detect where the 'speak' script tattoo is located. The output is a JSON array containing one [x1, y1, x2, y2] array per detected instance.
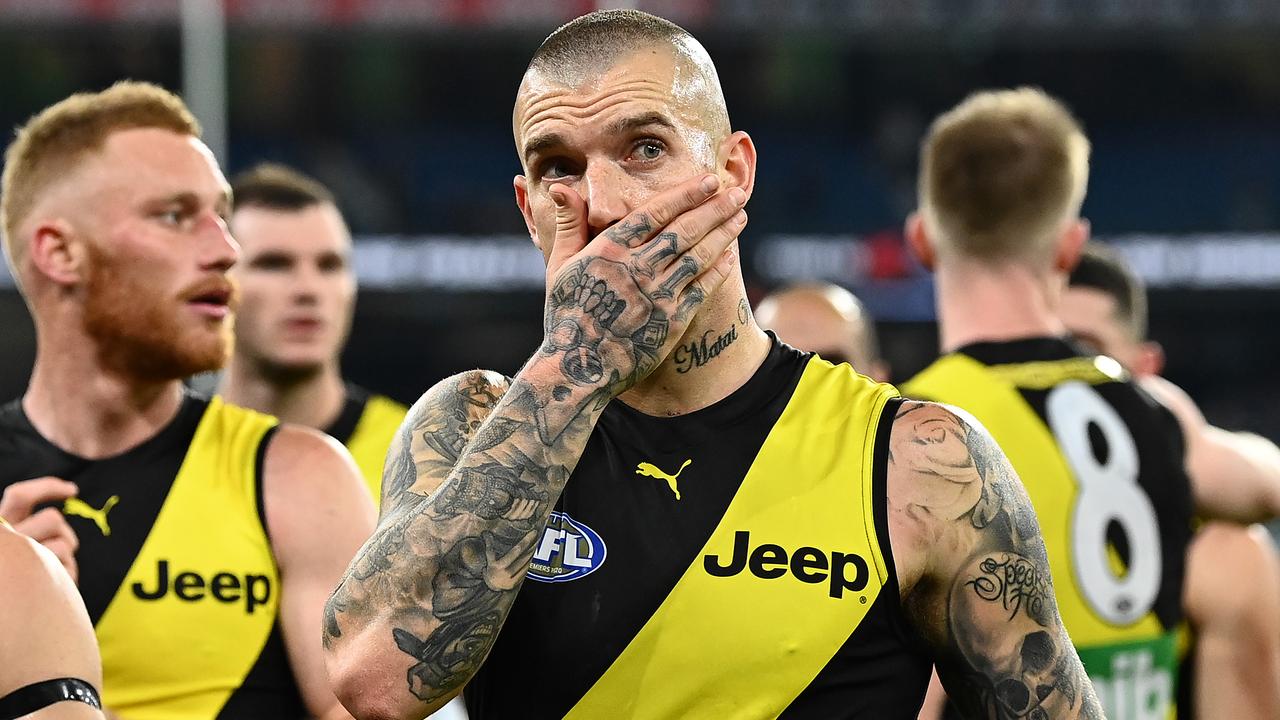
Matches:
[[967, 553, 1053, 626], [673, 325, 738, 374]]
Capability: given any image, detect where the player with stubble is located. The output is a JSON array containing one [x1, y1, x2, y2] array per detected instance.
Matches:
[[323, 11, 1102, 720], [0, 82, 373, 720]]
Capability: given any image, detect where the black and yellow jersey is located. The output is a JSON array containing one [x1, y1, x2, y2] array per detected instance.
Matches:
[[903, 338, 1195, 720], [323, 383, 408, 501], [0, 392, 303, 720], [465, 337, 932, 719]]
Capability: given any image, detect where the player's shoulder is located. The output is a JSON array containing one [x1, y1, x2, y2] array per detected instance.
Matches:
[[262, 423, 361, 490], [259, 423, 373, 551], [0, 521, 64, 585], [884, 399, 1002, 521], [888, 398, 987, 443], [0, 523, 100, 692]]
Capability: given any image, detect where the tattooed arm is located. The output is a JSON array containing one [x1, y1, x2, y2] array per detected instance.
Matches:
[[887, 402, 1104, 720], [322, 173, 747, 720]]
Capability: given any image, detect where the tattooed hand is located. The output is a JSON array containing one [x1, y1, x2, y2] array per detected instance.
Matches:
[[888, 402, 1104, 720], [540, 173, 747, 400], [322, 176, 747, 720]]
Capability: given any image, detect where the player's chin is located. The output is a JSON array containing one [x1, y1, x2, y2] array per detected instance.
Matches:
[[179, 328, 233, 375], [262, 352, 326, 380]]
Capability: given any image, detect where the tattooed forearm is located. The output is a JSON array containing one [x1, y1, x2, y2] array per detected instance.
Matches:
[[672, 325, 739, 374], [331, 366, 598, 707], [891, 402, 1103, 720], [325, 178, 743, 716]]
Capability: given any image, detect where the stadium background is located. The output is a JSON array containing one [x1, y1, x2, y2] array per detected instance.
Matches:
[[1, 0, 1278, 443]]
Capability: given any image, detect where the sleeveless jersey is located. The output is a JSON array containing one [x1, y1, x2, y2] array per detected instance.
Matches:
[[465, 338, 932, 719], [0, 392, 304, 719], [323, 384, 408, 501], [903, 338, 1194, 720]]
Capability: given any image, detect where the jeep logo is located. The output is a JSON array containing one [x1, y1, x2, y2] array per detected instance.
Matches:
[[703, 530, 870, 599], [132, 560, 272, 614]]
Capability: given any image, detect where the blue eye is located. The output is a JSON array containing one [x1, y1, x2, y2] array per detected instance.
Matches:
[[635, 141, 664, 161]]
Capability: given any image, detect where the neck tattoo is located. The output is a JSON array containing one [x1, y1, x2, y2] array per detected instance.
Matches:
[[673, 325, 739, 374]]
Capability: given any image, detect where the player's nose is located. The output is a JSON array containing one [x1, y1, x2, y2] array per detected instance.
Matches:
[[199, 211, 239, 273], [582, 163, 631, 238]]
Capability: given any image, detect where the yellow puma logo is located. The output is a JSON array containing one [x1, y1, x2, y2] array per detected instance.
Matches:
[[635, 459, 691, 500], [64, 496, 119, 536]]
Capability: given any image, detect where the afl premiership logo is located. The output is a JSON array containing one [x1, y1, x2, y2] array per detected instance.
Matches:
[[527, 511, 607, 584]]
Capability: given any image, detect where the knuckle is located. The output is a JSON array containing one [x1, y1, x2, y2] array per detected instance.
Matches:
[[686, 245, 712, 269]]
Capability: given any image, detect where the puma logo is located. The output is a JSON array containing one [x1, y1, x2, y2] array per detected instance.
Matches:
[[64, 496, 119, 536], [635, 459, 691, 500]]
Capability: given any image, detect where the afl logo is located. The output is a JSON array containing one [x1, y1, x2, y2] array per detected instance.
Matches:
[[527, 511, 607, 584]]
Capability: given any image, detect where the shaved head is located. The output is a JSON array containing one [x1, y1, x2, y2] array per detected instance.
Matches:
[[756, 283, 888, 381], [515, 9, 730, 157]]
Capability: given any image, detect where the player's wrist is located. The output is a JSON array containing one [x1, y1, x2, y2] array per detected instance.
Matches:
[[518, 353, 610, 400]]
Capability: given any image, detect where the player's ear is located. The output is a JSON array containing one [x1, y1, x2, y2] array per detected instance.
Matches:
[[513, 175, 544, 254], [905, 212, 935, 271], [1135, 340, 1165, 377], [717, 131, 756, 202], [29, 219, 84, 287], [1056, 218, 1090, 272]]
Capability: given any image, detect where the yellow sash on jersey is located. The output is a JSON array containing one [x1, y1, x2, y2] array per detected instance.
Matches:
[[566, 360, 898, 719], [95, 398, 279, 720], [345, 394, 408, 502]]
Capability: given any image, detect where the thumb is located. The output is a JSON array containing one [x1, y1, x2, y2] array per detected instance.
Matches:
[[548, 184, 589, 266]]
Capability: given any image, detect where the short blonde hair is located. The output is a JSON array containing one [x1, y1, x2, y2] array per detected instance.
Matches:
[[919, 87, 1090, 261], [1, 81, 200, 279]]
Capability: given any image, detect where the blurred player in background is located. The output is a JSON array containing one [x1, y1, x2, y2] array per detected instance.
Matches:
[[323, 10, 1101, 720], [902, 88, 1194, 719], [1062, 243, 1280, 718], [754, 282, 889, 382], [0, 518, 104, 720], [0, 81, 372, 720], [1064, 243, 1280, 522], [219, 163, 409, 502]]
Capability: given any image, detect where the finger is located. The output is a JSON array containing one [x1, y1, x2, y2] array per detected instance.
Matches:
[[16, 507, 80, 553], [628, 186, 746, 279], [651, 209, 747, 301], [602, 173, 720, 248], [41, 537, 78, 584], [0, 477, 77, 522], [682, 241, 740, 309], [547, 184, 589, 268]]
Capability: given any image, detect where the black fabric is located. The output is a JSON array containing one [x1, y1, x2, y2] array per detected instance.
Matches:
[[0, 678, 101, 719], [253, 425, 279, 544], [467, 337, 808, 719], [0, 392, 206, 623], [780, 397, 934, 719], [214, 620, 305, 719], [956, 336, 1194, 631], [467, 336, 931, 719], [322, 384, 370, 446]]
